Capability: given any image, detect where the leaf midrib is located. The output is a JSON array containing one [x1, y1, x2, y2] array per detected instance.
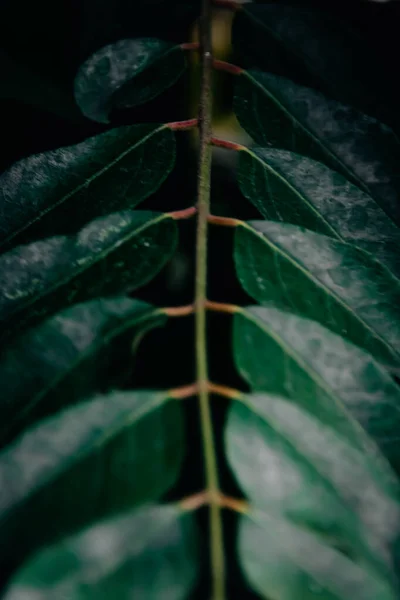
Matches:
[[0, 308, 163, 440], [237, 307, 398, 484], [241, 221, 400, 366], [1, 124, 167, 249], [3, 391, 171, 515], [242, 70, 371, 199], [242, 147, 341, 240], [3, 212, 169, 327]]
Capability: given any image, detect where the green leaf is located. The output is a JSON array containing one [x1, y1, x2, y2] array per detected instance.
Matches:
[[0, 297, 165, 446], [233, 306, 400, 464], [0, 390, 183, 574], [0, 210, 177, 345], [235, 221, 400, 374], [234, 71, 400, 223], [0, 123, 175, 252], [233, 5, 395, 124], [4, 504, 198, 600], [225, 393, 400, 598], [237, 148, 400, 278], [238, 509, 397, 600], [74, 39, 187, 123]]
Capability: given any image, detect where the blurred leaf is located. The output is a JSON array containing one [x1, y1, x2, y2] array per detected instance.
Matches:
[[0, 390, 183, 573], [4, 504, 198, 600], [238, 508, 397, 600], [0, 297, 165, 446], [234, 71, 400, 223], [226, 392, 400, 598], [237, 148, 400, 278], [0, 123, 175, 251], [235, 221, 400, 374], [233, 306, 400, 464], [74, 39, 187, 123], [0, 210, 177, 345]]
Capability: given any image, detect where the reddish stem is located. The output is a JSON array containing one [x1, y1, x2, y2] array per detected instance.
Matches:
[[207, 214, 241, 227], [168, 206, 197, 220], [213, 59, 243, 75], [181, 42, 200, 51], [167, 118, 199, 131], [211, 137, 245, 151]]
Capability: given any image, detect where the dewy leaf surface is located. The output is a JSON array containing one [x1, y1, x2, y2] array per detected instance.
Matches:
[[234, 71, 400, 223], [0, 210, 177, 345], [233, 4, 395, 124], [238, 509, 397, 600], [4, 504, 198, 600], [238, 148, 400, 279], [226, 393, 399, 565], [74, 39, 187, 123], [235, 221, 400, 374], [234, 306, 400, 464], [0, 123, 175, 251], [0, 297, 165, 446], [0, 390, 183, 574]]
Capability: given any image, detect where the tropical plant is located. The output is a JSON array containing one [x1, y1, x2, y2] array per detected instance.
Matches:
[[0, 0, 400, 598]]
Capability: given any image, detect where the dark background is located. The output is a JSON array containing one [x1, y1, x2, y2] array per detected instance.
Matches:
[[1, 1, 399, 597]]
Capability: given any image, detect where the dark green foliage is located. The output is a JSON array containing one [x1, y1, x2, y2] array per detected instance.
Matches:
[[1, 2, 400, 599]]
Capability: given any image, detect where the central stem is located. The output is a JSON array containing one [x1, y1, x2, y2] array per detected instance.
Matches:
[[195, 1, 226, 599]]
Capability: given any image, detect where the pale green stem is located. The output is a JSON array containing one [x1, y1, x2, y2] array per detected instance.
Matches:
[[195, 1, 226, 599]]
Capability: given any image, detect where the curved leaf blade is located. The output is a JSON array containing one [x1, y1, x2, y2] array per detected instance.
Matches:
[[4, 504, 198, 600], [238, 509, 397, 600], [74, 39, 187, 123], [0, 390, 183, 574], [234, 71, 400, 223], [235, 221, 400, 374], [0, 210, 177, 345], [226, 393, 399, 559], [233, 306, 400, 464], [238, 148, 400, 278], [0, 124, 175, 251], [0, 297, 165, 446]]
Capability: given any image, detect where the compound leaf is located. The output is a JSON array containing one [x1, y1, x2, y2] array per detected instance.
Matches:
[[237, 148, 400, 278], [0, 123, 175, 251], [0, 296, 165, 446], [4, 504, 198, 600], [234, 71, 400, 223], [235, 221, 400, 374], [74, 39, 187, 123], [0, 390, 183, 574], [0, 210, 177, 345], [234, 306, 400, 465]]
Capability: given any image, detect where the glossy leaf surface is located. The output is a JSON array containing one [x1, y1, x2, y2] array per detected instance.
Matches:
[[0, 210, 177, 345], [238, 148, 400, 278], [0, 123, 175, 251], [234, 71, 400, 223], [4, 504, 198, 600], [233, 306, 400, 464], [74, 39, 187, 123], [227, 391, 399, 553], [235, 221, 400, 374], [0, 297, 164, 446], [0, 390, 183, 573]]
